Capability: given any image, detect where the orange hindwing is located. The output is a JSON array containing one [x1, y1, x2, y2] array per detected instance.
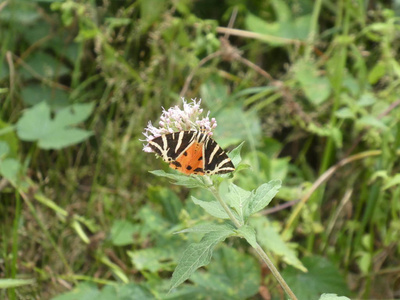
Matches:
[[148, 131, 235, 176]]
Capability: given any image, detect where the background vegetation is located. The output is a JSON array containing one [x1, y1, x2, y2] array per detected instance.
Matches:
[[1, 0, 400, 299]]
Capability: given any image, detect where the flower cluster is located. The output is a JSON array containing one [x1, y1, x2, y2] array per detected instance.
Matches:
[[142, 98, 217, 153]]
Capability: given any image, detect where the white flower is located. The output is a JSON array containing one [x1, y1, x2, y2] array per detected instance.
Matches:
[[142, 98, 217, 153]]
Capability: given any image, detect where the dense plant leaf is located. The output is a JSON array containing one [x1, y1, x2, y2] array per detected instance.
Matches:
[[236, 225, 258, 248], [223, 183, 251, 223], [191, 196, 229, 219], [248, 180, 281, 215], [251, 218, 306, 271], [169, 224, 234, 291], [294, 60, 331, 105], [149, 170, 206, 188], [129, 245, 181, 273], [16, 102, 94, 149], [110, 220, 139, 246], [228, 141, 244, 168], [282, 256, 350, 300], [189, 247, 261, 300], [21, 84, 69, 108], [0, 278, 34, 289], [0, 158, 21, 185]]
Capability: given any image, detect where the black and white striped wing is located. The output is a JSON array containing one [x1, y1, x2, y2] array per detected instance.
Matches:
[[148, 131, 196, 162], [203, 138, 235, 175]]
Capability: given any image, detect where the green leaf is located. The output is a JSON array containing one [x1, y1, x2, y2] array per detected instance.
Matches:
[[319, 294, 351, 300], [21, 84, 69, 108], [248, 180, 281, 215], [251, 218, 306, 271], [0, 141, 9, 158], [0, 158, 21, 185], [191, 197, 229, 219], [149, 170, 206, 188], [335, 107, 355, 119], [110, 220, 139, 246], [223, 183, 251, 222], [38, 128, 92, 149], [190, 247, 261, 300], [175, 223, 232, 234], [16, 102, 94, 149], [51, 282, 153, 300], [0, 278, 35, 289], [169, 224, 234, 291], [236, 225, 258, 248], [357, 115, 388, 130], [294, 60, 331, 105], [282, 256, 350, 300], [129, 245, 180, 272], [228, 141, 244, 168]]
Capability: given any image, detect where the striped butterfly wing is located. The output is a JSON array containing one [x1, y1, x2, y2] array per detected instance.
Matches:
[[148, 131, 197, 162], [149, 131, 235, 176], [203, 137, 235, 175]]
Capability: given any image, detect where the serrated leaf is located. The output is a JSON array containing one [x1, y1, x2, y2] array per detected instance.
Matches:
[[224, 183, 251, 223], [149, 170, 206, 188], [236, 225, 258, 248], [0, 278, 35, 289], [169, 225, 234, 291], [16, 102, 93, 149], [229, 141, 244, 168], [282, 256, 350, 300], [319, 293, 351, 300], [175, 222, 232, 234], [191, 196, 229, 219], [251, 218, 306, 271], [249, 180, 281, 215], [190, 247, 260, 300]]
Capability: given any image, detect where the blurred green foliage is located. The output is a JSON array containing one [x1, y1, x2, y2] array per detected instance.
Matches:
[[1, 0, 400, 299]]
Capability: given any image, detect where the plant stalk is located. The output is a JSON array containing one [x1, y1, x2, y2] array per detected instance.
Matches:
[[204, 177, 298, 300]]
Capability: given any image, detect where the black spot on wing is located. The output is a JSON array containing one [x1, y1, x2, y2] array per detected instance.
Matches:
[[171, 161, 182, 168], [194, 167, 203, 172], [204, 138, 234, 174], [186, 165, 192, 170]]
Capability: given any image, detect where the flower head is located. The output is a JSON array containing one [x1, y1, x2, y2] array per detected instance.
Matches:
[[142, 98, 217, 153]]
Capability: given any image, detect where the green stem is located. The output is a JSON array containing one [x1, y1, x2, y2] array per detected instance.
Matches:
[[204, 177, 298, 300]]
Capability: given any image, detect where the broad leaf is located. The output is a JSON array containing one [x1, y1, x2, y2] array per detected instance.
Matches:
[[169, 224, 234, 291], [129, 245, 181, 273], [110, 220, 140, 246], [223, 183, 251, 223], [282, 256, 350, 300], [294, 60, 331, 105], [191, 196, 229, 219], [251, 218, 306, 271], [228, 141, 244, 168], [16, 102, 93, 149], [248, 180, 281, 215], [189, 247, 260, 300], [236, 225, 258, 248]]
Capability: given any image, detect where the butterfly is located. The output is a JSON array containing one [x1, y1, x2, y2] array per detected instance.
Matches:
[[148, 130, 235, 175]]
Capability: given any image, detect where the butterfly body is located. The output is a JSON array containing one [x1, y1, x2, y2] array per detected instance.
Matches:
[[148, 131, 235, 175]]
